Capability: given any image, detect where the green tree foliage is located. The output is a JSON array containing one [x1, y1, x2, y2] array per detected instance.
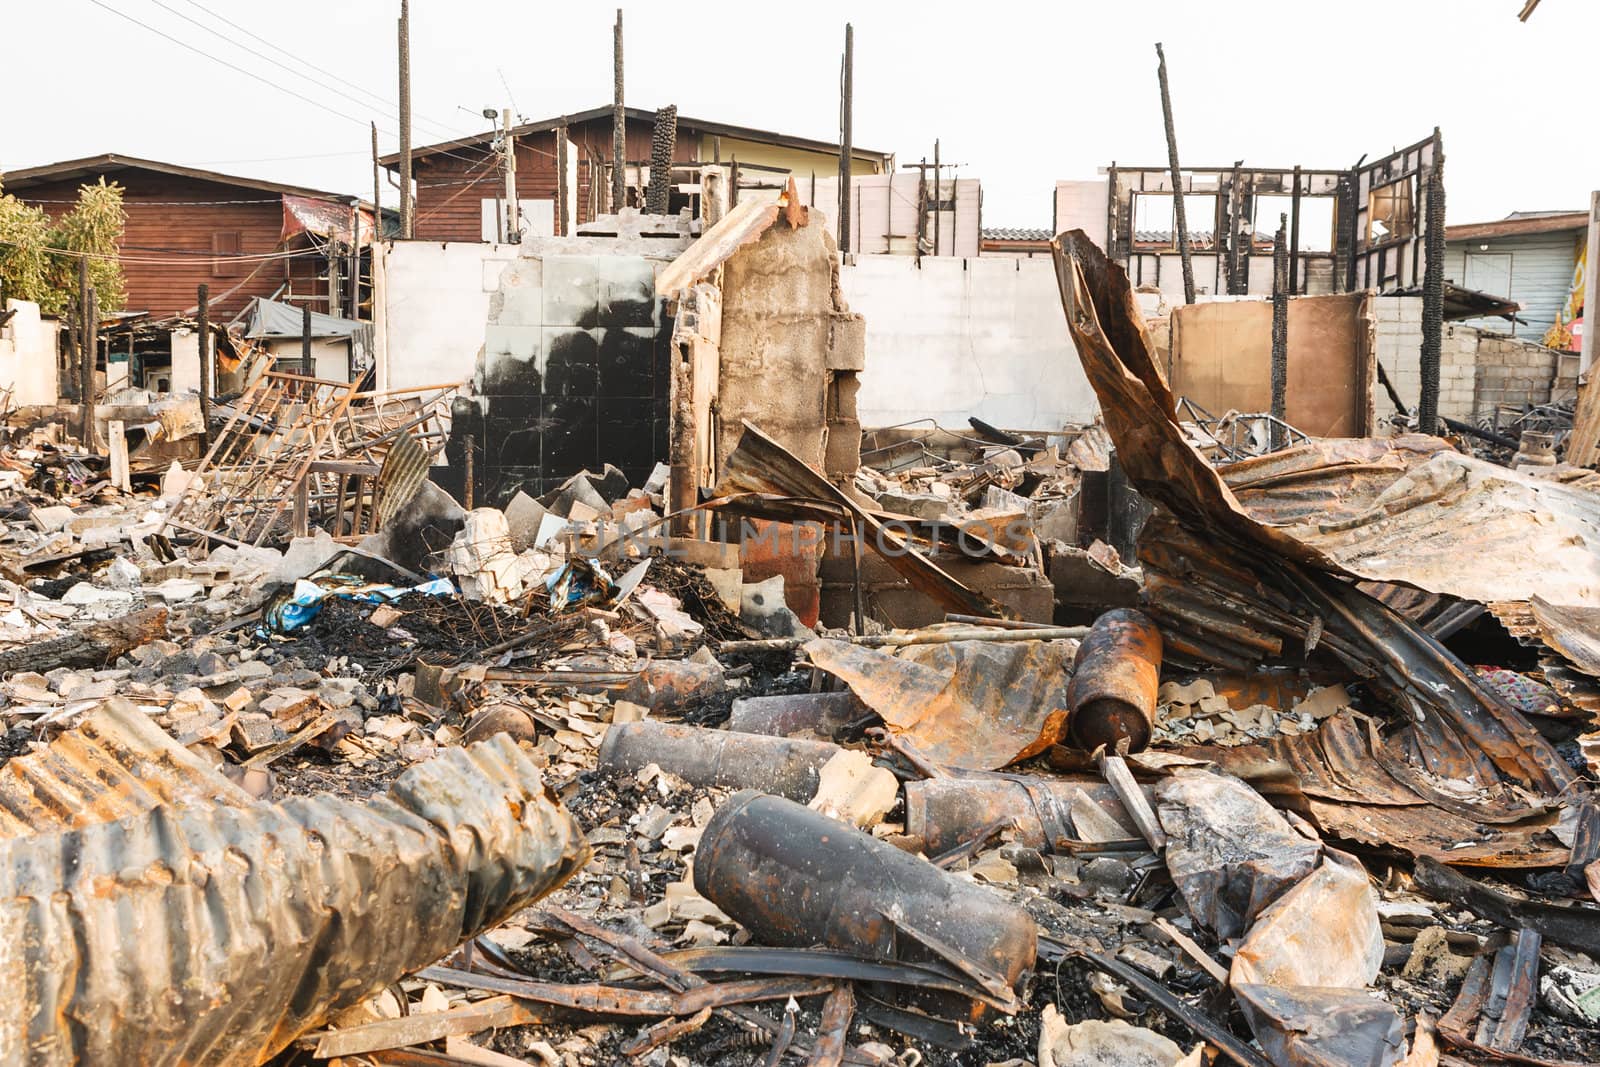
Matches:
[[0, 177, 127, 317]]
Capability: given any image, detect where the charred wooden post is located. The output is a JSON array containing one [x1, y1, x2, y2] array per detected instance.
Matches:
[[80, 285, 98, 445], [1288, 164, 1303, 294], [73, 256, 89, 402], [1271, 214, 1289, 448], [837, 23, 854, 253], [1066, 608, 1162, 753], [611, 9, 626, 212], [197, 283, 211, 449], [302, 303, 313, 373], [1418, 131, 1447, 436], [646, 105, 678, 215], [1155, 43, 1196, 304], [555, 124, 569, 235], [397, 0, 413, 238]]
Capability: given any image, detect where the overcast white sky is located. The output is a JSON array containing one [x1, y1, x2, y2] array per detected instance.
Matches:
[[3, 0, 1593, 229]]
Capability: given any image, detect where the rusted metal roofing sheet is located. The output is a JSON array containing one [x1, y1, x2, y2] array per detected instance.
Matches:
[[711, 421, 1012, 620], [1051, 231, 1577, 846], [0, 719, 589, 1065], [1220, 437, 1600, 610]]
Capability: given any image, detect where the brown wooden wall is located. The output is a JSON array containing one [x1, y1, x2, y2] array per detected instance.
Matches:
[[411, 117, 697, 242], [17, 170, 333, 319]]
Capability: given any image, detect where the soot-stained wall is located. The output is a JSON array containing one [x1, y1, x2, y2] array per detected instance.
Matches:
[[446, 254, 672, 506]]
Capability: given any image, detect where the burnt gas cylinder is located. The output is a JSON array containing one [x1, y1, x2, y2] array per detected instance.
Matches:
[[597, 721, 841, 802], [694, 791, 1037, 1021], [1066, 609, 1162, 753]]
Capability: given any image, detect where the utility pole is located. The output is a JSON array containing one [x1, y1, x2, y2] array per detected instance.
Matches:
[[501, 108, 520, 241], [398, 0, 413, 238], [932, 138, 941, 256], [1271, 215, 1289, 449], [612, 9, 626, 213], [1155, 42, 1196, 304], [838, 23, 853, 253]]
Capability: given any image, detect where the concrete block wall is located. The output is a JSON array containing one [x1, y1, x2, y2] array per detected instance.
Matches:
[[1375, 293, 1561, 425], [1472, 333, 1559, 419], [1375, 296, 1426, 418]]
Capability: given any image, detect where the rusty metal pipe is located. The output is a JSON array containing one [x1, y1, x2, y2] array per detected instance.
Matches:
[[1066, 609, 1162, 753], [904, 777, 1143, 856], [727, 691, 865, 738], [694, 791, 1037, 1023], [598, 722, 842, 802]]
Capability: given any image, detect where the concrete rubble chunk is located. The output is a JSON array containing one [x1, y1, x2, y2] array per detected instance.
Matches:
[[503, 491, 549, 552], [272, 530, 342, 584]]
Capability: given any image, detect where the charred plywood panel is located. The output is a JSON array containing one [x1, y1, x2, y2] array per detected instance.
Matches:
[[1169, 292, 1375, 437], [451, 254, 671, 505]]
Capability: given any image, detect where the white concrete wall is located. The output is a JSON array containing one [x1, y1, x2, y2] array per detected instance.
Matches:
[[375, 240, 519, 390], [169, 328, 200, 395], [842, 256, 1097, 430], [1054, 180, 1109, 247], [800, 175, 981, 257], [0, 301, 59, 406]]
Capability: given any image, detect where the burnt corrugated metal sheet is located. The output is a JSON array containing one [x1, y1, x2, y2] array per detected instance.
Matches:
[[1051, 230, 1577, 846], [0, 700, 251, 838], [1218, 435, 1600, 612], [0, 714, 589, 1065]]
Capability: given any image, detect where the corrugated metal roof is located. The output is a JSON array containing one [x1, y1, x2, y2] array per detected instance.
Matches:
[[981, 227, 1053, 242], [0, 700, 251, 839]]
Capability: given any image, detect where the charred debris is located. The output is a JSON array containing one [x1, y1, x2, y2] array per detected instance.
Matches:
[[0, 170, 1597, 1067]]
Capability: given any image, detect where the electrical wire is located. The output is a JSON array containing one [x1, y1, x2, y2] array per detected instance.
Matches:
[[83, 0, 491, 172], [23, 197, 282, 206], [0, 237, 327, 266], [171, 0, 469, 138], [149, 0, 467, 145]]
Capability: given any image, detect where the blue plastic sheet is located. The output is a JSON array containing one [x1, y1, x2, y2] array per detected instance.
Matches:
[[264, 575, 454, 634]]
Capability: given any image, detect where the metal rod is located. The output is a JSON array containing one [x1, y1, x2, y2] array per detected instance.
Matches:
[[943, 613, 1056, 630], [720, 625, 1089, 655]]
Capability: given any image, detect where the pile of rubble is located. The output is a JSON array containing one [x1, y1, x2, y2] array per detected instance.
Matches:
[[0, 237, 1594, 1067]]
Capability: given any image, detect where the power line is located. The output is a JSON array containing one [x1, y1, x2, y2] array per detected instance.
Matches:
[[0, 237, 326, 265], [23, 197, 282, 206], [84, 0, 373, 130], [141, 0, 472, 149], [164, 0, 470, 143], [188, 150, 370, 165], [83, 0, 489, 171]]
